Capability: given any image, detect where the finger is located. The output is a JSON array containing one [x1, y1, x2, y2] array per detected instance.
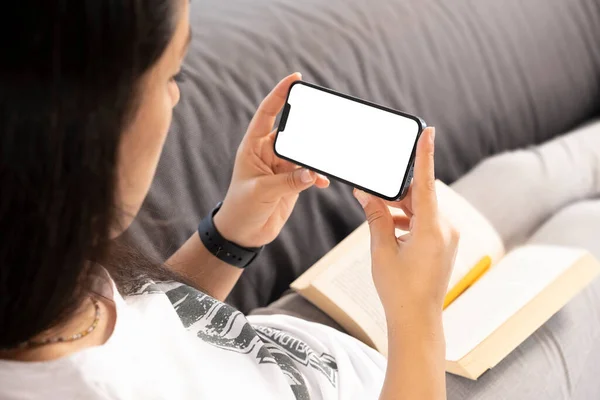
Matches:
[[392, 215, 411, 231], [354, 189, 397, 254], [272, 161, 329, 189], [268, 128, 330, 187], [248, 73, 302, 138], [384, 184, 413, 217], [314, 174, 330, 189], [399, 204, 413, 219], [273, 158, 301, 175], [259, 168, 316, 198], [412, 127, 438, 226], [397, 233, 411, 243]]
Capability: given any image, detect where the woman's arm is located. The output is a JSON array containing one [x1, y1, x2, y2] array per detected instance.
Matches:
[[381, 312, 446, 400], [166, 233, 243, 302], [166, 74, 328, 301], [354, 127, 458, 400]]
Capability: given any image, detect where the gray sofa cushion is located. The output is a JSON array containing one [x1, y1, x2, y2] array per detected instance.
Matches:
[[125, 0, 600, 312]]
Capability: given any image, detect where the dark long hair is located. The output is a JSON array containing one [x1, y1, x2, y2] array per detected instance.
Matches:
[[0, 1, 180, 348]]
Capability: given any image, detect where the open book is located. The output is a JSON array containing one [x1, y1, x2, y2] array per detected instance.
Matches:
[[291, 181, 600, 380]]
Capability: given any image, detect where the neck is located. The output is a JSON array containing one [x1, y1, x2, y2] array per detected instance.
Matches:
[[0, 296, 116, 362]]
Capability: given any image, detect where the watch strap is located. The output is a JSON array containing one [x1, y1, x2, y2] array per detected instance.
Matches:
[[198, 202, 263, 269]]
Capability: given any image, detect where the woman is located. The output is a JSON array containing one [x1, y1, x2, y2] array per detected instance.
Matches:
[[0, 0, 458, 399]]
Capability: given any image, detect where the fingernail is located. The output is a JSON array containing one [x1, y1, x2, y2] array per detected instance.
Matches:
[[317, 173, 328, 181], [430, 127, 436, 145], [301, 169, 314, 183], [354, 190, 370, 207], [296, 72, 303, 79]]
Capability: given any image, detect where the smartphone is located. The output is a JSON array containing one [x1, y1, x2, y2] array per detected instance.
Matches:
[[274, 81, 426, 200]]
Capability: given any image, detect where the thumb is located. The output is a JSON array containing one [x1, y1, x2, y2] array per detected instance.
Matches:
[[259, 168, 317, 197], [354, 190, 397, 253]]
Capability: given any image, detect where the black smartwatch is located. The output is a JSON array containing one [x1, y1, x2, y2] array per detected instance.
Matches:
[[198, 202, 263, 269]]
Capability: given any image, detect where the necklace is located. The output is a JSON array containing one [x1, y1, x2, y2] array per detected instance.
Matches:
[[16, 297, 101, 349]]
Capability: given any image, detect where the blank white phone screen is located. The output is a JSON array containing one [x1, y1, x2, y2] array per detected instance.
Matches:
[[275, 83, 420, 198]]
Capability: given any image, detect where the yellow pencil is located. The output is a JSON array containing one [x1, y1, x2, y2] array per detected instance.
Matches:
[[443, 256, 492, 310]]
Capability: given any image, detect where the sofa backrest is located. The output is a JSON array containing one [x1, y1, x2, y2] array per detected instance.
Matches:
[[128, 0, 600, 311]]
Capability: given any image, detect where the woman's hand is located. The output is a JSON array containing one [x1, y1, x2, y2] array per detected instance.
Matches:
[[214, 73, 330, 248], [356, 127, 458, 400], [354, 127, 459, 322]]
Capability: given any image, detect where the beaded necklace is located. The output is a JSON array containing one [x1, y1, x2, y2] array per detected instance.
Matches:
[[10, 297, 101, 349]]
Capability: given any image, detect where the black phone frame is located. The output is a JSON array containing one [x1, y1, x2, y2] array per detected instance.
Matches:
[[273, 80, 426, 201]]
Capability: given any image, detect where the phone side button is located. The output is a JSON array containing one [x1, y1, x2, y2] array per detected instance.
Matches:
[[406, 165, 414, 185], [400, 166, 414, 199]]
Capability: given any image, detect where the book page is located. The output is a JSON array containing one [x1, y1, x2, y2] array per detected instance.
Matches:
[[311, 239, 389, 354], [435, 182, 505, 290], [444, 245, 586, 362]]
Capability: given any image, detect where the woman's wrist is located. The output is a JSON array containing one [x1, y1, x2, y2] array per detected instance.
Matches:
[[383, 310, 447, 400], [212, 204, 254, 248], [386, 307, 444, 343], [212, 207, 236, 241]]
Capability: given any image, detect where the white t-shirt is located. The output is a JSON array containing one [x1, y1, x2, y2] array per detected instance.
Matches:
[[0, 269, 385, 399]]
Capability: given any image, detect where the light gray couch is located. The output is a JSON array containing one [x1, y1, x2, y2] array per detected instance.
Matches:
[[124, 0, 600, 398]]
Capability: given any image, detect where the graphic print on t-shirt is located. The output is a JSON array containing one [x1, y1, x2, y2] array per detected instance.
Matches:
[[254, 326, 337, 386], [132, 281, 338, 400]]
